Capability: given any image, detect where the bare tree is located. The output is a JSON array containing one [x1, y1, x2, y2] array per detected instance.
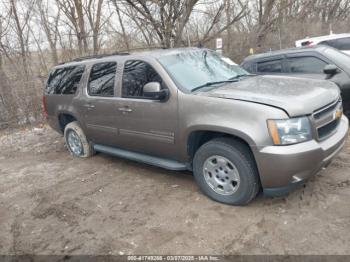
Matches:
[[0, 14, 17, 125], [56, 0, 89, 54], [9, 0, 35, 75], [199, 0, 247, 44], [113, 0, 130, 51], [254, 0, 278, 50], [115, 0, 200, 48], [86, 0, 105, 54], [35, 0, 60, 64]]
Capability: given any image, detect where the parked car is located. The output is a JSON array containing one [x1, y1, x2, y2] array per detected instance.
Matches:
[[241, 45, 350, 117], [44, 48, 348, 205], [295, 33, 350, 55]]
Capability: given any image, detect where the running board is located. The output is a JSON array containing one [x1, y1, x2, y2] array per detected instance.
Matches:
[[93, 144, 188, 171]]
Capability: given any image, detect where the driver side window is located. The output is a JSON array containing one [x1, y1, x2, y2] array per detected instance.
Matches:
[[122, 60, 163, 98]]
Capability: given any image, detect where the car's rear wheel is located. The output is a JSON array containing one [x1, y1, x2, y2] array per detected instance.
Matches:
[[64, 121, 94, 158], [193, 137, 260, 205]]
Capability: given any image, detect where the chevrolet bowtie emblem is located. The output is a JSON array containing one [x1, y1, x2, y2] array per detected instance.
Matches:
[[334, 108, 343, 120]]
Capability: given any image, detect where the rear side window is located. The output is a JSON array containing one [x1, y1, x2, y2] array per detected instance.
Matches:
[[46, 65, 85, 94], [88, 62, 117, 97], [257, 60, 282, 73], [287, 56, 327, 74]]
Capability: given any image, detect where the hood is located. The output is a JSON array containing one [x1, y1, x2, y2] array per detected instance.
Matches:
[[198, 75, 340, 117]]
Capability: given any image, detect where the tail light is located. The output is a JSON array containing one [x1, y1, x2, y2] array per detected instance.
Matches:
[[42, 96, 48, 117], [301, 41, 313, 46]]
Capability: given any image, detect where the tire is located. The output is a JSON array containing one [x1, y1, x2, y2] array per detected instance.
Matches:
[[64, 121, 94, 158], [193, 137, 260, 205]]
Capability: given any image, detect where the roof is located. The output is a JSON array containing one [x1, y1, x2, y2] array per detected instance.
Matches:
[[295, 33, 350, 46], [55, 47, 203, 68], [132, 47, 202, 58], [242, 45, 328, 62]]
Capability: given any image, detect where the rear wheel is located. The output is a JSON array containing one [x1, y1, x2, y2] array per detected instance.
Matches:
[[193, 137, 260, 205], [64, 121, 94, 158]]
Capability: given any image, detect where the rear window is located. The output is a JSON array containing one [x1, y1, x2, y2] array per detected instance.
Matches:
[[257, 60, 282, 73], [46, 65, 85, 95]]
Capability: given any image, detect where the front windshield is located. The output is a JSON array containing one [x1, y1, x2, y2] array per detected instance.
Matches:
[[158, 50, 249, 92]]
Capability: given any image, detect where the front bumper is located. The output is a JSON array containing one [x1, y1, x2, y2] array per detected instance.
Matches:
[[256, 115, 349, 197]]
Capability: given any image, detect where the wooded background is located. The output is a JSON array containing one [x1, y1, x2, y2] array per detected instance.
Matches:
[[1, 0, 350, 128]]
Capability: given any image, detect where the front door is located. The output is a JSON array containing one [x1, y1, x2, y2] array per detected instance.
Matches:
[[114, 59, 178, 159]]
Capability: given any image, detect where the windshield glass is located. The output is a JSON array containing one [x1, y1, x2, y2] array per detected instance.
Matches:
[[158, 50, 249, 92]]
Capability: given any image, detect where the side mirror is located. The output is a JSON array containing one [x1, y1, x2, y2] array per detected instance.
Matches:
[[143, 82, 168, 101], [324, 64, 339, 77]]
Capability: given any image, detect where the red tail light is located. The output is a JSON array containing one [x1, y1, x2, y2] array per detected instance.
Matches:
[[302, 41, 313, 46], [42, 96, 48, 117]]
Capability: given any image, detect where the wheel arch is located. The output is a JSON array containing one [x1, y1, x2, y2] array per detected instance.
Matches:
[[57, 112, 78, 133], [186, 126, 257, 162]]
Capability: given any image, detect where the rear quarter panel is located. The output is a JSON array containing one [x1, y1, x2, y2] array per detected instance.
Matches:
[[44, 64, 90, 134]]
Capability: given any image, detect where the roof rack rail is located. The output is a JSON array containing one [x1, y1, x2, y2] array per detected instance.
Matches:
[[72, 52, 130, 62], [57, 46, 174, 65]]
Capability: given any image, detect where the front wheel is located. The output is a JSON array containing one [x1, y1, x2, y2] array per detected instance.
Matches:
[[193, 137, 260, 205], [64, 121, 94, 158]]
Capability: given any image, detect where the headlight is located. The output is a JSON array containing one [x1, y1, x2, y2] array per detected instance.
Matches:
[[267, 117, 312, 145]]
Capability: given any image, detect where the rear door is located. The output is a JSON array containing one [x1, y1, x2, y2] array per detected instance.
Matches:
[[79, 61, 121, 146]]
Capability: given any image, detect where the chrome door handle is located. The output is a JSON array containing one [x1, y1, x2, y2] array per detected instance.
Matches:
[[118, 107, 133, 113]]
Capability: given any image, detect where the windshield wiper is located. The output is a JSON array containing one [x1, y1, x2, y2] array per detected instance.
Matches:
[[191, 79, 239, 92]]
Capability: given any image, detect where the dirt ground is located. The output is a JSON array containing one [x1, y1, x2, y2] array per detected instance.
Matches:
[[0, 125, 350, 255]]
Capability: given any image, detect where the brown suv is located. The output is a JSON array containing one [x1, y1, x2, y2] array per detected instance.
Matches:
[[44, 48, 348, 205]]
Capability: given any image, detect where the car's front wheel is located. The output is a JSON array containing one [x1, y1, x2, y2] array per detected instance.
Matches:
[[193, 137, 260, 205], [64, 121, 94, 158]]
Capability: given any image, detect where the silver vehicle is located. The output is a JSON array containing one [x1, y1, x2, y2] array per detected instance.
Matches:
[[296, 33, 350, 55], [44, 48, 349, 205]]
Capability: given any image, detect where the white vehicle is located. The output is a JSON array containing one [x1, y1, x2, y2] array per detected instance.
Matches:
[[295, 33, 350, 55]]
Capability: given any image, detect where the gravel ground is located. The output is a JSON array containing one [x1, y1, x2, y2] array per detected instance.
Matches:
[[0, 126, 350, 255]]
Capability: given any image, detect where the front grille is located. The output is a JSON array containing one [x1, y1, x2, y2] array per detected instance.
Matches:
[[313, 101, 338, 120], [317, 118, 340, 140], [313, 98, 342, 141]]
